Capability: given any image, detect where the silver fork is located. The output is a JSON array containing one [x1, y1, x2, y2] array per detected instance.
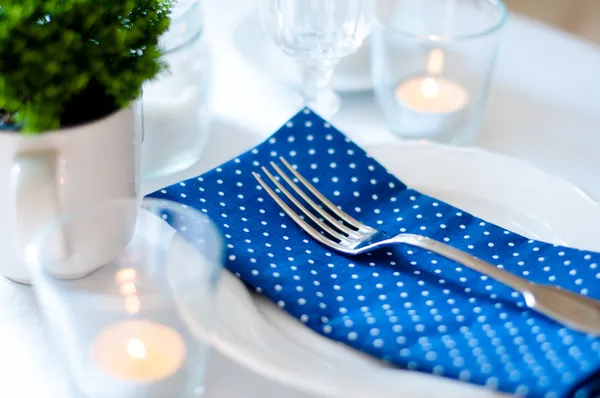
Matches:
[[253, 157, 600, 335]]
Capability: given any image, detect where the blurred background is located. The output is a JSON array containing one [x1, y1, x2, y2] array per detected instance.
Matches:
[[505, 0, 600, 45]]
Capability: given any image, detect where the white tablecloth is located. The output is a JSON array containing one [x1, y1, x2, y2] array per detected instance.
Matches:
[[1, 0, 599, 397]]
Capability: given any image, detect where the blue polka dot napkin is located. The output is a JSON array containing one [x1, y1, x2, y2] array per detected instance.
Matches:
[[148, 109, 600, 398]]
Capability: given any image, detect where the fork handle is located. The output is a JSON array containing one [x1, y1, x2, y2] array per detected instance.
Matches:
[[389, 234, 600, 334], [391, 234, 531, 291]]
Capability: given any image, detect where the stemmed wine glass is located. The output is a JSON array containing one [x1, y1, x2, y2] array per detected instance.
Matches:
[[259, 0, 374, 116]]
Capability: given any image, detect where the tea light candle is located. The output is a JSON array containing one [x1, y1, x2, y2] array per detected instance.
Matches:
[[394, 48, 470, 137], [84, 320, 187, 397], [395, 75, 469, 115], [92, 320, 186, 382]]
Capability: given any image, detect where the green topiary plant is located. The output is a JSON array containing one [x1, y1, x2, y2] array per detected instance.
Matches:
[[0, 0, 173, 134]]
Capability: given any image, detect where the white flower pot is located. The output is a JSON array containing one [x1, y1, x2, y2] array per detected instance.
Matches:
[[0, 105, 142, 283]]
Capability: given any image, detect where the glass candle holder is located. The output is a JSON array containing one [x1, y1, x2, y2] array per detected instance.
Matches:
[[142, 0, 212, 179], [26, 198, 223, 398], [370, 0, 508, 144]]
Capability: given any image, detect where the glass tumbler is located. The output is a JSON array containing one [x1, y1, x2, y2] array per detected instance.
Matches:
[[142, 0, 212, 179], [26, 198, 224, 398], [370, 0, 508, 143]]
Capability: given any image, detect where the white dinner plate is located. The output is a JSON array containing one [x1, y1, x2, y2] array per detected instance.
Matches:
[[232, 12, 373, 93], [210, 140, 600, 398]]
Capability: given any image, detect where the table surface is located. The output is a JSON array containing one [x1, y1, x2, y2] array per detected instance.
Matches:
[[1, 0, 599, 397]]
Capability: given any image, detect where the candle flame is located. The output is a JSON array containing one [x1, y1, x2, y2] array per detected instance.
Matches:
[[117, 268, 140, 314], [427, 48, 445, 75], [421, 77, 439, 98], [126, 338, 147, 360], [120, 282, 137, 296], [116, 268, 137, 283]]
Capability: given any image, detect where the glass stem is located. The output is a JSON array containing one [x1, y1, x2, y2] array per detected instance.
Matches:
[[299, 58, 338, 104]]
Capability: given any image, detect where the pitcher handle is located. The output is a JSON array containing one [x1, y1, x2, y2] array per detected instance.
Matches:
[[11, 151, 67, 283]]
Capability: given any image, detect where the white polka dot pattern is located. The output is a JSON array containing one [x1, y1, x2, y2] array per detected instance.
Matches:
[[148, 108, 600, 397]]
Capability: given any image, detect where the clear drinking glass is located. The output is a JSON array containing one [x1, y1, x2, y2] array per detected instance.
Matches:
[[259, 0, 374, 116], [370, 0, 508, 143], [142, 0, 212, 179], [26, 198, 223, 398]]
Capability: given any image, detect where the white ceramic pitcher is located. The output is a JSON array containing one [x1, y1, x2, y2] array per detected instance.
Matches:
[[0, 105, 141, 283]]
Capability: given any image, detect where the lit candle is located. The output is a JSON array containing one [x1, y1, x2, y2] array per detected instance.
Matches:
[[395, 75, 469, 114], [82, 319, 188, 398], [394, 49, 470, 137], [91, 320, 186, 382], [77, 268, 189, 398]]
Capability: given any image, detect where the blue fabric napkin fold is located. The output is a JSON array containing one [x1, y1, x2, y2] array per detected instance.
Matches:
[[148, 109, 600, 398]]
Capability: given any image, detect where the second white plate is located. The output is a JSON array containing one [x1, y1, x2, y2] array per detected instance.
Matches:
[[211, 141, 600, 397]]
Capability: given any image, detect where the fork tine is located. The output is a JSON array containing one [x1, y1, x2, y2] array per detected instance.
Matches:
[[279, 157, 373, 231], [270, 161, 358, 237], [252, 172, 346, 250], [260, 167, 347, 242]]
